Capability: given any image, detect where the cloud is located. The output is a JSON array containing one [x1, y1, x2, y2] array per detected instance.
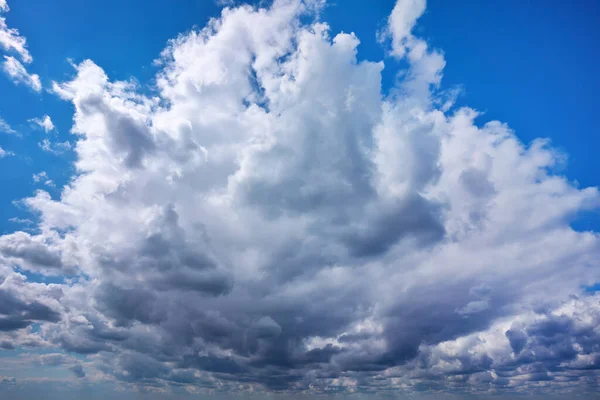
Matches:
[[30, 115, 56, 132], [30, 353, 73, 367], [0, 2, 32, 63], [385, 0, 426, 58], [215, 0, 236, 6], [39, 138, 72, 155], [0, 376, 16, 385], [0, 231, 74, 274], [0, 271, 62, 333], [0, 116, 16, 134], [385, 293, 600, 393], [69, 364, 86, 379], [0, 1, 41, 94], [32, 171, 48, 183], [33, 171, 55, 187], [383, 0, 445, 101], [8, 217, 33, 226], [0, 145, 12, 158], [0, 0, 598, 397], [2, 55, 41, 91]]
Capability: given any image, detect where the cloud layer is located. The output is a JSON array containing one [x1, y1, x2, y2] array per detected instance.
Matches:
[[0, 0, 599, 397]]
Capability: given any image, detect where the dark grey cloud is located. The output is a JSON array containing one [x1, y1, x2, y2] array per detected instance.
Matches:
[[0, 376, 16, 384], [0, 288, 60, 331], [506, 325, 528, 354], [342, 194, 444, 258], [94, 284, 165, 327], [0, 232, 64, 272], [180, 354, 245, 374], [69, 364, 86, 379]]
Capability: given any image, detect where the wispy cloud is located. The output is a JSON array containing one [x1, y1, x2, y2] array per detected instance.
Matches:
[[0, 115, 16, 134], [0, 144, 13, 157], [8, 217, 33, 225], [0, 2, 40, 92], [2, 55, 41, 91], [38, 138, 71, 155], [0, 1, 32, 63], [32, 171, 55, 187]]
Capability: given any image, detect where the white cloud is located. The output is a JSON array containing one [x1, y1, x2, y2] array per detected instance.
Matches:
[[32, 171, 48, 183], [0, 2, 32, 63], [30, 115, 55, 132], [0, 115, 16, 134], [385, 0, 426, 58], [215, 0, 236, 6], [32, 171, 54, 187], [0, 1, 41, 95], [2, 55, 41, 91], [8, 217, 33, 225], [38, 138, 71, 155], [382, 0, 445, 102], [0, 144, 12, 157], [0, 0, 598, 396]]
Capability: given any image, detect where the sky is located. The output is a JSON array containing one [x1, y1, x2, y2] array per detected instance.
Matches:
[[0, 0, 599, 398]]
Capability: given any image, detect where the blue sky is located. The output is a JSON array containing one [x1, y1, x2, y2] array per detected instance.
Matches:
[[0, 0, 599, 398]]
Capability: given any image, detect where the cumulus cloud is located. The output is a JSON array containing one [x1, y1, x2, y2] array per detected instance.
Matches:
[[0, 0, 598, 397], [0, 270, 62, 333], [0, 231, 74, 274], [2, 55, 41, 91], [30, 115, 56, 132]]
